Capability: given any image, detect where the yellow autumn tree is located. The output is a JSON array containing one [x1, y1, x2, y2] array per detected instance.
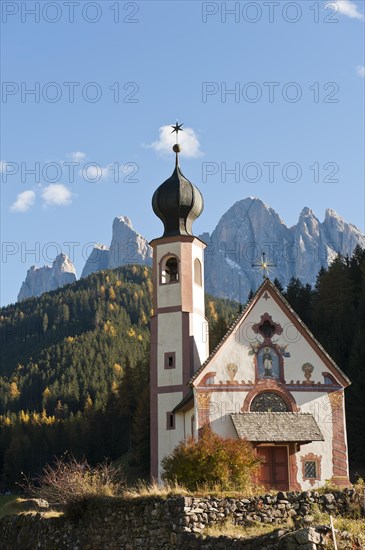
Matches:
[[9, 381, 20, 400], [108, 286, 116, 301], [113, 363, 123, 376], [43, 387, 51, 401], [84, 394, 93, 412], [208, 300, 218, 321], [19, 410, 30, 424]]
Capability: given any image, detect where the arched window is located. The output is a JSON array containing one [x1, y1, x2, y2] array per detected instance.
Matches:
[[250, 392, 288, 412], [194, 258, 202, 285], [161, 255, 179, 284]]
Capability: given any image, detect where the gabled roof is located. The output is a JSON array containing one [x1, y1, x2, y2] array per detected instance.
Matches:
[[191, 278, 350, 387], [231, 412, 324, 443]]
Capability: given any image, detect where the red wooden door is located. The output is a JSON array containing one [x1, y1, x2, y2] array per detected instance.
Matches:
[[257, 446, 289, 490]]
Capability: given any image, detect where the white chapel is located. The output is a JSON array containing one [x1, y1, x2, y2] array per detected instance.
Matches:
[[149, 131, 351, 491]]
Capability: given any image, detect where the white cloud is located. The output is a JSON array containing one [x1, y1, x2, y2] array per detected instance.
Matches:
[[41, 184, 72, 206], [327, 0, 364, 20], [67, 151, 86, 162], [10, 190, 36, 212], [356, 65, 365, 77], [79, 164, 111, 181], [148, 125, 203, 158]]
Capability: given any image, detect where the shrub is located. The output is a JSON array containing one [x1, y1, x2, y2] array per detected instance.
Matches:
[[21, 455, 126, 507], [161, 425, 262, 491]]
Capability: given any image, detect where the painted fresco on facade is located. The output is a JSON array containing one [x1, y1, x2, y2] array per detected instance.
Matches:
[[257, 346, 279, 378]]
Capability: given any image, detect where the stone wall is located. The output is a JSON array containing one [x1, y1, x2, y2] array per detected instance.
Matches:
[[0, 488, 361, 550]]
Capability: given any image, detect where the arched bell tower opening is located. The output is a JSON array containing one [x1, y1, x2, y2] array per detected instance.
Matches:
[[150, 123, 209, 481], [160, 254, 179, 284]]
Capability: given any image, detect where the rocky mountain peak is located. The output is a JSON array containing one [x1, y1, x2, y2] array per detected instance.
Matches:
[[18, 253, 77, 302], [17, 200, 365, 304], [203, 201, 365, 302], [81, 215, 153, 278], [113, 216, 133, 229], [52, 253, 76, 273], [299, 207, 315, 218]]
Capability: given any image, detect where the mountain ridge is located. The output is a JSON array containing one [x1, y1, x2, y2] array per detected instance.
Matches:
[[17, 198, 365, 303]]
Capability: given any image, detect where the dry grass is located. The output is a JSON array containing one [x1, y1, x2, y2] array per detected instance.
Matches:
[[21, 456, 126, 506], [204, 517, 294, 539], [122, 480, 190, 499], [122, 480, 269, 499], [310, 505, 365, 546], [0, 497, 62, 519]]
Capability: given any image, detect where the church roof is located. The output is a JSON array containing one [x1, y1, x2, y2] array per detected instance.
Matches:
[[191, 278, 350, 387], [231, 412, 324, 443]]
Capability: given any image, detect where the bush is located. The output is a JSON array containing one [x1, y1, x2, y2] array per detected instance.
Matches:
[[21, 455, 126, 507], [161, 425, 262, 491]]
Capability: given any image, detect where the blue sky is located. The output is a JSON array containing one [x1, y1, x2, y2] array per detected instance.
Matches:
[[1, 0, 364, 306]]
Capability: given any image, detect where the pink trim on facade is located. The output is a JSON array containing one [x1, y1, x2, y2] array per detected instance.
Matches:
[[164, 351, 176, 370], [166, 411, 176, 430], [301, 452, 322, 486], [150, 316, 158, 480], [328, 391, 351, 487]]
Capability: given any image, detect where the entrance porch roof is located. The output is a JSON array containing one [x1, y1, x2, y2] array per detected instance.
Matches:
[[231, 412, 324, 443]]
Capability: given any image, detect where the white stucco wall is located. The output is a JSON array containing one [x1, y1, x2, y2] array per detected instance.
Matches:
[[183, 407, 194, 438], [157, 312, 183, 387], [157, 392, 184, 480], [208, 389, 245, 438], [191, 240, 205, 315], [190, 312, 209, 370]]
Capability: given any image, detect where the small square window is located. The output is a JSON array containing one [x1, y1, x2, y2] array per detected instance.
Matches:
[[304, 461, 317, 479], [164, 352, 176, 369], [166, 412, 175, 430]]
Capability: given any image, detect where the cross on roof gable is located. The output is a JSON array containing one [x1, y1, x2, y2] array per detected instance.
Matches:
[[191, 278, 350, 388]]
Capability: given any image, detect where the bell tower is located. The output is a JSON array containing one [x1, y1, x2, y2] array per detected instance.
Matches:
[[150, 123, 209, 481]]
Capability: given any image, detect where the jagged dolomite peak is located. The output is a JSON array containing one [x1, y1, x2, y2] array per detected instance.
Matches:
[[201, 198, 365, 302], [17, 201, 365, 303], [81, 244, 110, 278], [18, 253, 77, 301], [81, 216, 153, 278], [108, 216, 153, 269]]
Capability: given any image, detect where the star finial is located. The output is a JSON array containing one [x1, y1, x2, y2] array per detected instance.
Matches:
[[252, 252, 277, 279], [171, 121, 183, 166], [171, 121, 184, 140]]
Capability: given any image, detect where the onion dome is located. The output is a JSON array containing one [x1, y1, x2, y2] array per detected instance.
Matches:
[[152, 129, 204, 238]]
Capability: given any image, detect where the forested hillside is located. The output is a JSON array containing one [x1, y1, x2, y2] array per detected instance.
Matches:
[[0, 265, 238, 488], [1, 246, 364, 489]]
